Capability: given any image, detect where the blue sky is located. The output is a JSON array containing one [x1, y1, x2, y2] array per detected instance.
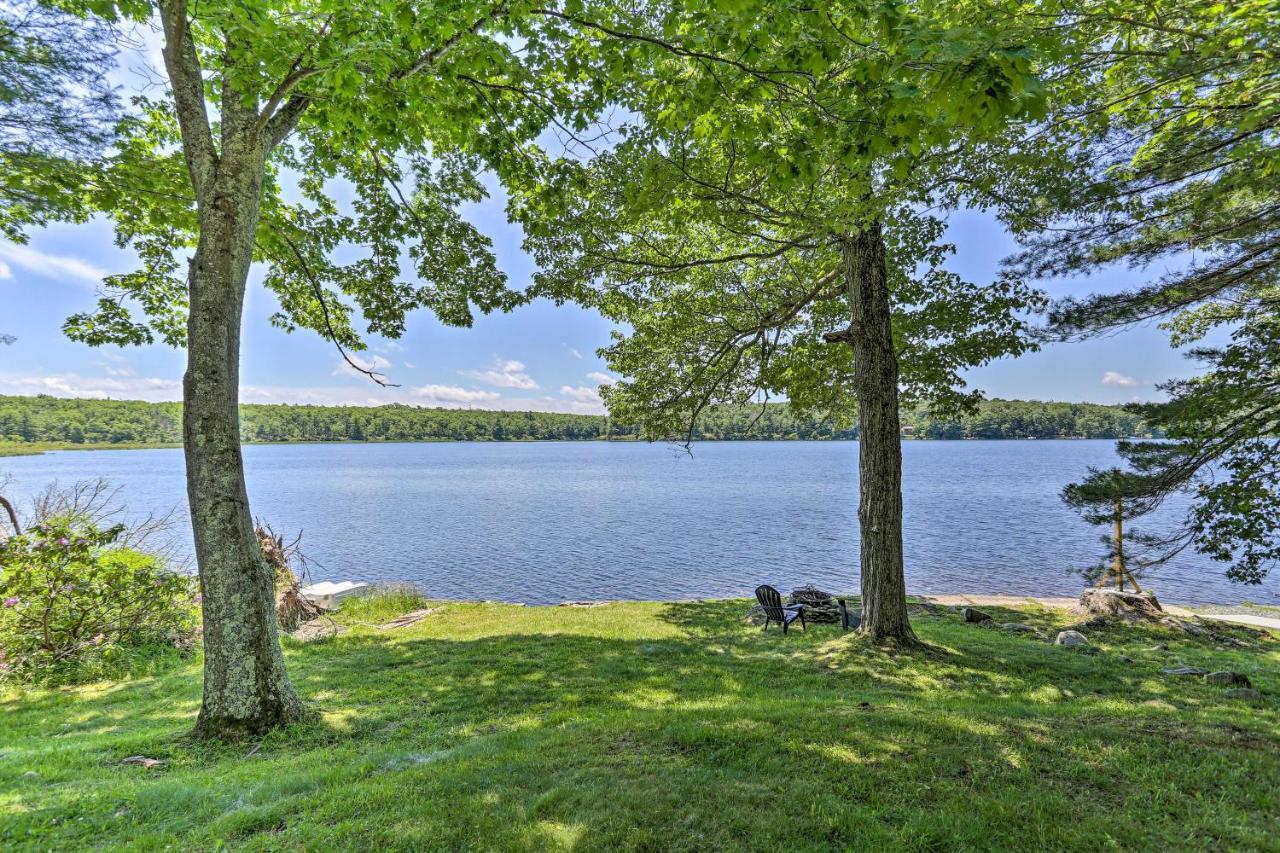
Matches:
[[0, 30, 1209, 415]]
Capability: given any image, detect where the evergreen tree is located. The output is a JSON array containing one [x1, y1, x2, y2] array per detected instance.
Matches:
[[1062, 466, 1172, 591], [1009, 0, 1279, 585]]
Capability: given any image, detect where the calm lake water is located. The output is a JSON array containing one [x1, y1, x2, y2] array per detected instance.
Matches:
[[2, 440, 1274, 605]]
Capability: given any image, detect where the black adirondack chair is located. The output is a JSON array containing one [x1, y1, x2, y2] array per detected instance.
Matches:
[[755, 585, 806, 633]]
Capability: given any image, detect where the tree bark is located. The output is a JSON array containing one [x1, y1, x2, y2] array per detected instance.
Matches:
[[186, 140, 305, 739], [842, 224, 918, 645]]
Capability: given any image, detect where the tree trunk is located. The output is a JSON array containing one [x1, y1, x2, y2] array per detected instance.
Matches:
[[843, 224, 918, 645], [1112, 498, 1125, 591], [186, 144, 305, 739]]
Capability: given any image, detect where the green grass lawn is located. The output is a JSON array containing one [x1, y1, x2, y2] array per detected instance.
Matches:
[[2, 598, 1278, 851]]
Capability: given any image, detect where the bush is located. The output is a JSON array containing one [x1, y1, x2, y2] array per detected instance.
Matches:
[[0, 517, 197, 682]]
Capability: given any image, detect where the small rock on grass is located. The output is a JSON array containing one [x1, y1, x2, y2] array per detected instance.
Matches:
[[1163, 666, 1209, 676], [1224, 688, 1263, 700], [999, 622, 1050, 640], [1055, 630, 1090, 647], [963, 607, 992, 624], [121, 756, 164, 769], [1205, 671, 1251, 688]]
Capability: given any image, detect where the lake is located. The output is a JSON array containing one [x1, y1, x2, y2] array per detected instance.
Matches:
[[1, 440, 1273, 605]]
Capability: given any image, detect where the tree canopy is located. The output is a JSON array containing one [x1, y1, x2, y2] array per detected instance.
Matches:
[[61, 0, 615, 360], [0, 0, 120, 240], [520, 1, 1048, 437]]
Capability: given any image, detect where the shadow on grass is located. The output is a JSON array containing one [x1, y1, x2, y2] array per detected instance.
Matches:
[[2, 602, 1279, 850]]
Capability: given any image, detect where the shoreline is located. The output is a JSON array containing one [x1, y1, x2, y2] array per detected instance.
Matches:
[[0, 434, 1155, 458], [416, 592, 1280, 618]]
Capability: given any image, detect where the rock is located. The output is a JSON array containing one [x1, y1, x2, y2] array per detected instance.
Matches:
[[559, 600, 610, 607], [1163, 618, 1207, 636], [963, 607, 993, 624], [1163, 666, 1210, 676], [378, 608, 436, 630], [1148, 643, 1169, 651], [1055, 630, 1090, 647], [998, 622, 1049, 640], [1204, 671, 1251, 688], [120, 756, 164, 769], [1117, 655, 1134, 663], [1078, 588, 1163, 621], [1224, 688, 1262, 700], [1066, 616, 1110, 632]]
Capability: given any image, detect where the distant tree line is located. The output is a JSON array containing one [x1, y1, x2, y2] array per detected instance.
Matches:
[[0, 395, 1158, 446]]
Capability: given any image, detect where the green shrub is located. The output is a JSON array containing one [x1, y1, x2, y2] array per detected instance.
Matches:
[[0, 518, 197, 682]]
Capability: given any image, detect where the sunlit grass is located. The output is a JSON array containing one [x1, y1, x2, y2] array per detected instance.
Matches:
[[1, 598, 1277, 850]]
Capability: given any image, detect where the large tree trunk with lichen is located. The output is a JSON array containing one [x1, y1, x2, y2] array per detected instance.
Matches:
[[186, 145, 305, 739], [843, 224, 918, 645]]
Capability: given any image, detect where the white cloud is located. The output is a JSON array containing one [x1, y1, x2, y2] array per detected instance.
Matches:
[[0, 261, 12, 280], [332, 353, 392, 379], [97, 351, 135, 377], [409, 384, 502, 405], [403, 361, 416, 369], [0, 369, 617, 412], [585, 371, 617, 385], [0, 372, 182, 402], [240, 382, 499, 408], [560, 384, 603, 404], [566, 347, 583, 359], [460, 358, 539, 390], [1102, 371, 1142, 388], [0, 242, 107, 286]]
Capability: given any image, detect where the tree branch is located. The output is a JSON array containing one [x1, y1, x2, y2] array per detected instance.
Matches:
[[157, 0, 216, 194], [273, 229, 399, 388]]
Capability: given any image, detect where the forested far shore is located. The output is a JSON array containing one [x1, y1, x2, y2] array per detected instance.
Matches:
[[0, 395, 1159, 446]]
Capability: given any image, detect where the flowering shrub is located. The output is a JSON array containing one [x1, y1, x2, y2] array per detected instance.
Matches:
[[0, 518, 197, 681]]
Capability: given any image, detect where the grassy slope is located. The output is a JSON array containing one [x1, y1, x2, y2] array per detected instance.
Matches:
[[1, 600, 1277, 851]]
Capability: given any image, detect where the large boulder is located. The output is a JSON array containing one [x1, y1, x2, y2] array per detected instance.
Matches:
[[1078, 588, 1163, 621]]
